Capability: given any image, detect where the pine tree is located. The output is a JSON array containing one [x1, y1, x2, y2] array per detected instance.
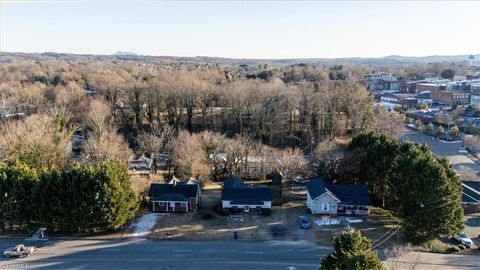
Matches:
[[320, 231, 384, 270], [386, 143, 464, 243], [349, 131, 399, 205]]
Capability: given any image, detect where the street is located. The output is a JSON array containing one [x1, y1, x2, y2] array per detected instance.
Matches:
[[0, 238, 328, 270], [1, 238, 479, 270], [400, 128, 480, 176]]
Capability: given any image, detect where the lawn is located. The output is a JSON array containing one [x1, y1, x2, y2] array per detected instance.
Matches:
[[149, 187, 405, 248]]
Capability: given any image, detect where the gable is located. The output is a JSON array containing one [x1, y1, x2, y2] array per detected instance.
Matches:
[[306, 178, 372, 206], [312, 190, 340, 203]]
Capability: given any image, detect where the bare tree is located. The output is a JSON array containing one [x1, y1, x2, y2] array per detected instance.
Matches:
[[83, 131, 132, 165], [0, 114, 75, 169], [85, 98, 113, 137], [383, 244, 420, 270]]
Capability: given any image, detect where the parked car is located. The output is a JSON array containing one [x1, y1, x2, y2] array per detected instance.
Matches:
[[3, 244, 37, 258], [453, 232, 473, 247], [298, 216, 311, 229]]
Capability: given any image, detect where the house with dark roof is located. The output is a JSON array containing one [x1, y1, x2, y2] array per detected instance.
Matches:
[[221, 177, 272, 213], [148, 182, 201, 213], [306, 178, 372, 215], [461, 181, 480, 214]]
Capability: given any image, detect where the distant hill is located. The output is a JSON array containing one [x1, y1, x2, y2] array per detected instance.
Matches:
[[0, 51, 478, 66], [112, 51, 138, 56]]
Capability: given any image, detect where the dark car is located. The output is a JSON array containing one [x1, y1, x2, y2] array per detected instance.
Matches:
[[298, 216, 311, 229]]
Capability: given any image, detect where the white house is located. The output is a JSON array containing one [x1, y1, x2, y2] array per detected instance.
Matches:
[[306, 178, 372, 215]]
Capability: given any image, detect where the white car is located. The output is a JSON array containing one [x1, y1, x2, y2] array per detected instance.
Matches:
[[3, 244, 37, 258], [453, 232, 473, 247]]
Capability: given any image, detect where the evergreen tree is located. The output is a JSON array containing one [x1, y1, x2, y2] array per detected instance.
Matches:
[[95, 160, 139, 230], [320, 231, 384, 270], [348, 131, 399, 204], [0, 162, 37, 230], [386, 143, 464, 243], [35, 161, 138, 232]]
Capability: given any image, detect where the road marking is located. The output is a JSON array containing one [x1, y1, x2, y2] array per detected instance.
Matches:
[[242, 251, 264, 254], [172, 249, 192, 252]]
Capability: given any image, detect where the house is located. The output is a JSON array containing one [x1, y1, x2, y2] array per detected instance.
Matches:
[[129, 155, 152, 171], [306, 178, 372, 215], [148, 181, 201, 213], [461, 181, 480, 214], [221, 176, 272, 213]]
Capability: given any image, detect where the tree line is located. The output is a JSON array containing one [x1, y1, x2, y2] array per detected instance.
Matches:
[[323, 131, 464, 244], [0, 160, 138, 232]]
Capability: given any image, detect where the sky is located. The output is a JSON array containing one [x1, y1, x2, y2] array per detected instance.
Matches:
[[0, 0, 479, 59]]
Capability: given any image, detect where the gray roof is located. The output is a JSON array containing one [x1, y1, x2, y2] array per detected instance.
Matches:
[[221, 187, 272, 205], [148, 183, 199, 202], [223, 176, 246, 189], [307, 178, 372, 206], [462, 181, 480, 204], [154, 193, 187, 202]]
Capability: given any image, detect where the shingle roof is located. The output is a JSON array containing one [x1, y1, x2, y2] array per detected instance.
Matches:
[[223, 176, 246, 189], [326, 184, 372, 205], [154, 193, 188, 202], [221, 187, 272, 205], [307, 178, 372, 206], [462, 181, 480, 204], [148, 183, 198, 202], [306, 178, 328, 199]]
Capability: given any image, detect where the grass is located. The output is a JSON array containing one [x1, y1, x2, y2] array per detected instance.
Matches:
[[416, 238, 458, 253]]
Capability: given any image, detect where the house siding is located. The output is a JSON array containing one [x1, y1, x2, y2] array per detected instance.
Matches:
[[307, 192, 338, 214], [221, 200, 271, 211], [151, 200, 190, 213]]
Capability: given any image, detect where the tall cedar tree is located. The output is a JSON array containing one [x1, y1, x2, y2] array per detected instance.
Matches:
[[95, 160, 139, 230], [386, 143, 464, 243], [320, 231, 384, 270], [0, 162, 37, 231], [348, 131, 398, 205], [35, 161, 139, 232]]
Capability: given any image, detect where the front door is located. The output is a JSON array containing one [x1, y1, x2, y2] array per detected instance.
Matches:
[[244, 206, 250, 213]]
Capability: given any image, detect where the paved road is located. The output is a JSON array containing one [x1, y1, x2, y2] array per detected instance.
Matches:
[[400, 128, 480, 177], [0, 239, 328, 270], [1, 238, 479, 270]]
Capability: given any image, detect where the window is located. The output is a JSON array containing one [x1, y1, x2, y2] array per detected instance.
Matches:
[[322, 203, 329, 211], [181, 202, 187, 207]]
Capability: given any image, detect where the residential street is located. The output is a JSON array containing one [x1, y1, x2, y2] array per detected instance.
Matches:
[[1, 238, 479, 270]]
